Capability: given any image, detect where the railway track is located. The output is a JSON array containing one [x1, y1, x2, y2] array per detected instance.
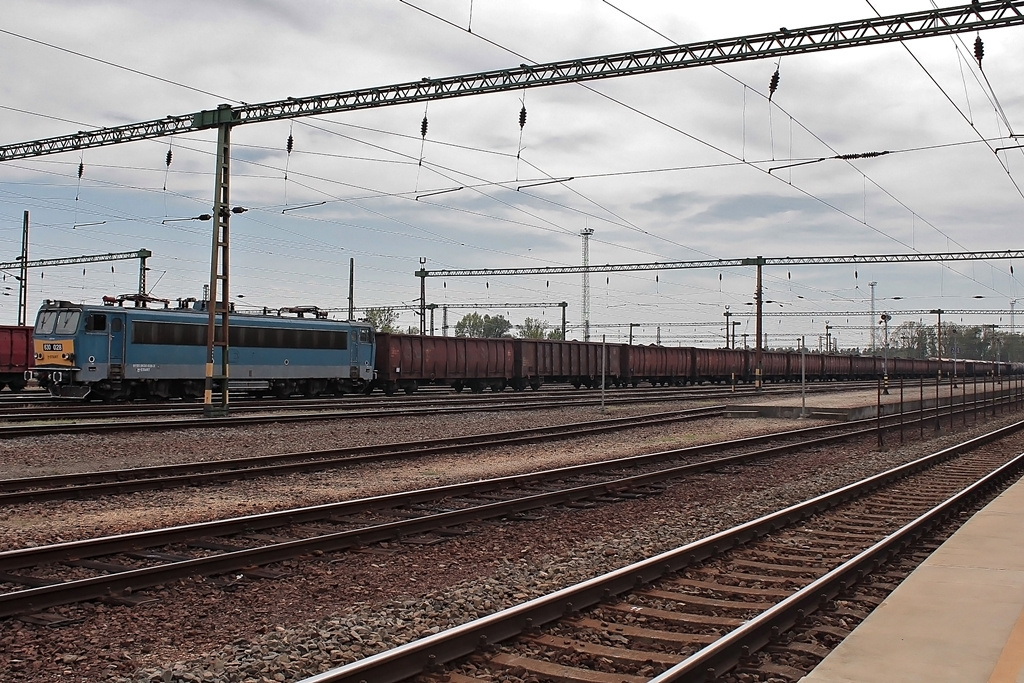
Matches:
[[1, 392, 1014, 506], [0, 381, 886, 434], [300, 420, 1024, 683], [0, 406, 727, 504], [0, 398, 973, 622]]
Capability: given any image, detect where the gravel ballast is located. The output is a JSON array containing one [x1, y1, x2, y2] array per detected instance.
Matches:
[[1, 397, 1018, 682]]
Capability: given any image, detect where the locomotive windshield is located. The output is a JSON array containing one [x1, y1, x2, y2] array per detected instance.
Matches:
[[34, 309, 82, 335]]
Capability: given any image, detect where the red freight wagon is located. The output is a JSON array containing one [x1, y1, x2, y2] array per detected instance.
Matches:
[[757, 351, 791, 382], [849, 354, 879, 380], [374, 333, 514, 394], [515, 339, 623, 389], [0, 325, 32, 392], [821, 353, 850, 380], [624, 345, 693, 386], [694, 348, 748, 383]]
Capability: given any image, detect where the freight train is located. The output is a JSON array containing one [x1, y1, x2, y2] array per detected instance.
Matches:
[[24, 297, 1022, 400]]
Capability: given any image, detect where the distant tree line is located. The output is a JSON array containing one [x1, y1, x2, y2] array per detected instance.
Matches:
[[360, 308, 563, 340], [362, 308, 1020, 360]]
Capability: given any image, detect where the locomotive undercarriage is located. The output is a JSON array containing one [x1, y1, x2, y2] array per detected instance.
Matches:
[[60, 376, 367, 402]]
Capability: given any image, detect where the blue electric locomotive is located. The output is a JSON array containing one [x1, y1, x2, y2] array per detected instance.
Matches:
[[30, 297, 375, 400]]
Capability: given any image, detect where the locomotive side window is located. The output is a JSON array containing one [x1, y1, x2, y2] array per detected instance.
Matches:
[[133, 321, 206, 346], [86, 314, 108, 332], [131, 321, 349, 349]]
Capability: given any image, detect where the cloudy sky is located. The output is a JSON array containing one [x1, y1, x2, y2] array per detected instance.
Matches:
[[1, 1, 1022, 349]]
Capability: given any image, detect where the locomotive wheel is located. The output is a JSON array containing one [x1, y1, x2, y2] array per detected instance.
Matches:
[[403, 381, 417, 395]]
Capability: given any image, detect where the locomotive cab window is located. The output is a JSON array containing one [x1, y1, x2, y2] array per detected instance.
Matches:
[[359, 328, 373, 344], [38, 310, 82, 335], [86, 313, 107, 332], [34, 310, 58, 334]]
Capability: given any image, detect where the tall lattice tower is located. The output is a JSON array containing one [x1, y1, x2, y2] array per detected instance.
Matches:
[[580, 227, 594, 341]]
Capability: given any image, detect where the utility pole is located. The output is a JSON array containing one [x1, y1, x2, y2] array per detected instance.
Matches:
[[581, 228, 594, 342], [18, 211, 28, 326], [348, 258, 355, 321], [203, 110, 237, 418], [869, 281, 877, 352], [723, 307, 732, 348]]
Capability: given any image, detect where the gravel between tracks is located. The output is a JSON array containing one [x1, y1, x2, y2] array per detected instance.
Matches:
[[1, 398, 1019, 682]]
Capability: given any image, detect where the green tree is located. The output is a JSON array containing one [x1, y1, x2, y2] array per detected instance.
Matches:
[[363, 307, 398, 333], [516, 317, 550, 339], [455, 312, 512, 338], [546, 327, 565, 340]]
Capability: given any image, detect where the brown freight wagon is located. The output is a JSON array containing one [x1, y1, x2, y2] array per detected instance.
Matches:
[[514, 339, 623, 390], [757, 351, 791, 382], [624, 344, 693, 386], [821, 353, 850, 380], [0, 325, 32, 392], [849, 354, 879, 380], [374, 333, 515, 394], [693, 348, 748, 384]]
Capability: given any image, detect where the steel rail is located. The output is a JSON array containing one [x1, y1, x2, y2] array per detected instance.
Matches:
[[0, 381, 877, 437], [1, 386, 1012, 504], [0, 414, 929, 617], [650, 449, 1024, 681], [0, 406, 725, 503], [1, 384, 1015, 506], [298, 419, 1024, 683]]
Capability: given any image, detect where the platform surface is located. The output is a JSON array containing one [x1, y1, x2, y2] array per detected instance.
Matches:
[[799, 471, 1024, 683]]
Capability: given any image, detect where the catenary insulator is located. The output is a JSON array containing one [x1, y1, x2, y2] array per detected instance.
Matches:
[[519, 105, 527, 129], [78, 161, 84, 178], [165, 150, 173, 167], [286, 134, 294, 154], [974, 35, 984, 68], [421, 116, 428, 138], [768, 69, 780, 100]]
